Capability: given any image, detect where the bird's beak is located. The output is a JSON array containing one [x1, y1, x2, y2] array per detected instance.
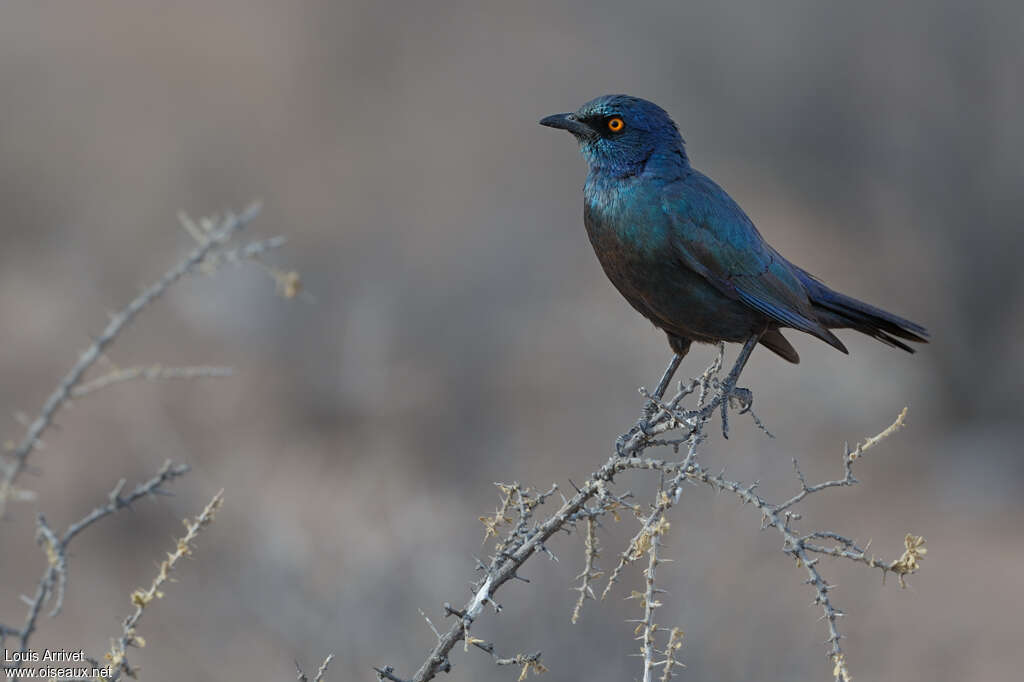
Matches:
[[539, 112, 595, 138]]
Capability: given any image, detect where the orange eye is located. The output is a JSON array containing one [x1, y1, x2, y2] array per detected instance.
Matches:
[[607, 117, 624, 132]]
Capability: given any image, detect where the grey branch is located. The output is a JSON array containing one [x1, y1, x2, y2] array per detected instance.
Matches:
[[570, 514, 602, 624], [638, 526, 665, 682], [1, 460, 190, 669], [373, 357, 689, 682], [462, 635, 547, 680], [1, 204, 291, 679], [204, 234, 288, 271], [296, 654, 334, 682], [70, 364, 234, 397], [375, 351, 923, 682], [105, 490, 224, 680], [0, 202, 262, 516]]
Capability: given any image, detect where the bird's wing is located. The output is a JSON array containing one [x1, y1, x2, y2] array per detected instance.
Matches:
[[661, 174, 847, 351]]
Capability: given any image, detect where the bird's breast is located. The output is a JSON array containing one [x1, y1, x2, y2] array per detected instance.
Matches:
[[581, 175, 761, 343], [583, 177, 670, 258], [582, 180, 674, 309]]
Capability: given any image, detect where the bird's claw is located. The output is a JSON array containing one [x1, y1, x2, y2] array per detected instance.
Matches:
[[717, 381, 754, 439], [728, 386, 753, 413], [615, 429, 634, 456]]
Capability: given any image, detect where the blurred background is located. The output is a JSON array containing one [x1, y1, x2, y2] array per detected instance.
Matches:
[[1, 1, 1021, 680]]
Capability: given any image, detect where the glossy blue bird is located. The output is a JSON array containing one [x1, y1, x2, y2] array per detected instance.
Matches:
[[540, 95, 928, 408]]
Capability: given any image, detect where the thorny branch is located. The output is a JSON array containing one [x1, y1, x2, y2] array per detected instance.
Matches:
[[104, 490, 224, 681], [376, 345, 925, 682], [71, 365, 234, 397], [635, 522, 666, 682], [296, 654, 335, 682], [0, 202, 285, 517], [1, 204, 293, 677], [0, 461, 190, 669], [570, 514, 601, 624]]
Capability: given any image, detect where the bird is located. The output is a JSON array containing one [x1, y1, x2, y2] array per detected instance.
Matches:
[[539, 95, 928, 416]]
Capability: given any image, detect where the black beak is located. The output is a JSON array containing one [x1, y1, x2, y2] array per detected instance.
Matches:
[[539, 112, 595, 138]]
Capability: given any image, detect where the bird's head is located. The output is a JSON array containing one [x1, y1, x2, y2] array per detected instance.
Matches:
[[540, 95, 687, 177]]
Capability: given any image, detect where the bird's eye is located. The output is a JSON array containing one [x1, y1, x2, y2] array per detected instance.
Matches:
[[607, 117, 625, 132]]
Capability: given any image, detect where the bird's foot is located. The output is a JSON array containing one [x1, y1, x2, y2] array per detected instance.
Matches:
[[615, 431, 630, 456], [617, 353, 684, 456], [728, 386, 753, 414], [717, 381, 753, 439]]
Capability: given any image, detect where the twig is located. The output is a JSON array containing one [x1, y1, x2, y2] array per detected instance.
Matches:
[[570, 514, 602, 624], [0, 203, 261, 518], [374, 665, 410, 682], [637, 522, 665, 682], [1, 460, 190, 669], [71, 365, 234, 397], [464, 635, 547, 682], [375, 356, 923, 682], [104, 490, 224, 680], [296, 653, 334, 682], [684, 413, 923, 676], [658, 627, 685, 682]]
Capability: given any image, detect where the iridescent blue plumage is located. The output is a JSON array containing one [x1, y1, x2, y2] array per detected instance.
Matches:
[[540, 95, 928, 365]]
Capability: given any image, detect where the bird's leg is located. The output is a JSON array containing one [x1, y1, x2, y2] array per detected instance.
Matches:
[[646, 353, 683, 418], [616, 353, 683, 456], [719, 332, 761, 439]]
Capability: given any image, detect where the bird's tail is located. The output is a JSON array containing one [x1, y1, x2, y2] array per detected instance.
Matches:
[[796, 270, 929, 353]]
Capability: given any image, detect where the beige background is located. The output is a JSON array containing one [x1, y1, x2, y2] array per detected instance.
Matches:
[[1, 2, 1021, 680]]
